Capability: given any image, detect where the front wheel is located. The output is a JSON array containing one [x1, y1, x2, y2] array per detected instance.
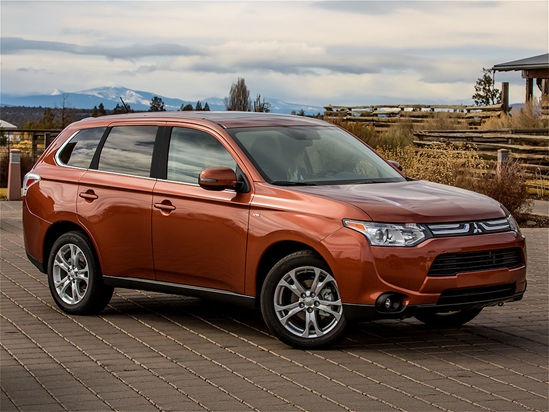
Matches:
[[260, 251, 347, 349], [48, 231, 113, 315], [414, 307, 483, 328]]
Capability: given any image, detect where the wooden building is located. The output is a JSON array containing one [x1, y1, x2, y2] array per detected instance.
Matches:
[[492, 53, 549, 102]]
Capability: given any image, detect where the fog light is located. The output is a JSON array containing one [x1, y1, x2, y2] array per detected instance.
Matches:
[[376, 293, 404, 312]]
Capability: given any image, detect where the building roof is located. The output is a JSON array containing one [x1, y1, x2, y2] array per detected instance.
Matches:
[[0, 120, 17, 129], [492, 53, 549, 72]]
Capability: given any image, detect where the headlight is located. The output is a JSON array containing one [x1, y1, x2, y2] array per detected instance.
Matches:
[[343, 220, 432, 247], [507, 214, 522, 235]]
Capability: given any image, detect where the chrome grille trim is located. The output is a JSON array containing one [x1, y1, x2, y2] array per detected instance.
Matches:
[[427, 218, 511, 237]]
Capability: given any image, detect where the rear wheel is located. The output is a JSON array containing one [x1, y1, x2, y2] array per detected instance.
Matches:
[[261, 251, 347, 349], [414, 308, 483, 327], [48, 231, 113, 315]]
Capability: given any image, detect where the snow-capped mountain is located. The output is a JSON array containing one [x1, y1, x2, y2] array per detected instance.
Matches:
[[1, 86, 324, 115]]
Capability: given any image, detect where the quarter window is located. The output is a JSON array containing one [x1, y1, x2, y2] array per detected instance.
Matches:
[[57, 127, 106, 169], [97, 126, 157, 177], [167, 128, 236, 184]]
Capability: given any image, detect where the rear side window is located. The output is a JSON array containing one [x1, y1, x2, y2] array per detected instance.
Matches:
[[167, 127, 236, 184], [97, 126, 157, 178], [57, 127, 106, 169]]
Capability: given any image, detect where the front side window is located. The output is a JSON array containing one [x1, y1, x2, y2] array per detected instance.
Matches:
[[57, 127, 106, 169], [97, 126, 157, 178], [166, 127, 236, 184], [228, 126, 405, 185]]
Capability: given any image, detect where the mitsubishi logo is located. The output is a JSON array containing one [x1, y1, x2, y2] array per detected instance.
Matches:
[[472, 222, 483, 234]]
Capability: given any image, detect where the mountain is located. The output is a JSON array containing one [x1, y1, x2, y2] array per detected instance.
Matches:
[[0, 86, 325, 115]]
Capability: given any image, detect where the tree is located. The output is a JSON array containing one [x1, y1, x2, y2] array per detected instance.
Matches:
[[203, 102, 210, 111], [149, 96, 166, 112], [112, 103, 132, 114], [58, 94, 77, 127], [291, 109, 305, 116], [224, 77, 251, 111], [472, 68, 501, 106], [195, 101, 203, 111], [92, 103, 107, 117], [24, 108, 59, 129], [253, 94, 271, 113], [181, 103, 194, 111]]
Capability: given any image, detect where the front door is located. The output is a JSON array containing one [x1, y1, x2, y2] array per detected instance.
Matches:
[[152, 126, 250, 293]]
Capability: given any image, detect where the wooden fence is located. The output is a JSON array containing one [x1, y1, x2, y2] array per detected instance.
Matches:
[[324, 104, 504, 129], [0, 129, 61, 162], [0, 130, 62, 187], [412, 128, 549, 193]]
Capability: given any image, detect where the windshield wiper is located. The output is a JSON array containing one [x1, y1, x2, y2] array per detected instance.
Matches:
[[271, 181, 317, 186], [354, 179, 401, 184]]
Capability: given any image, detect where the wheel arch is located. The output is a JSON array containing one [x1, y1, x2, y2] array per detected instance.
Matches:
[[44, 222, 99, 271], [254, 241, 329, 305]]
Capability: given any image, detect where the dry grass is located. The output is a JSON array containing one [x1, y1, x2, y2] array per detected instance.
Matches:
[[378, 144, 532, 216], [378, 143, 487, 188], [482, 99, 549, 129]]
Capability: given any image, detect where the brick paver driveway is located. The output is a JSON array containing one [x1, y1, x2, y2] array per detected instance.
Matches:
[[1, 201, 547, 411]]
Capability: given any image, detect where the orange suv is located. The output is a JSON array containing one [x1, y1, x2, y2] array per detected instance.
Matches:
[[23, 112, 527, 348]]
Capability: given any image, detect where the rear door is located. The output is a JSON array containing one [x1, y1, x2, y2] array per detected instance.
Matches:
[[151, 126, 251, 293], [77, 123, 161, 280]]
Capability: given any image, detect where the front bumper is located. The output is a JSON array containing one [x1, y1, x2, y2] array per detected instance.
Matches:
[[343, 282, 526, 321]]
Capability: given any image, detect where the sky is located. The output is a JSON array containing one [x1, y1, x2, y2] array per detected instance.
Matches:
[[1, 0, 548, 107]]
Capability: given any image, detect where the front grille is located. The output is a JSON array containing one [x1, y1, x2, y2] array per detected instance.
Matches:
[[437, 283, 517, 305], [428, 248, 523, 277]]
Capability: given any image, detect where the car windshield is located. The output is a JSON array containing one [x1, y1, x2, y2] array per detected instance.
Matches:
[[227, 125, 405, 185]]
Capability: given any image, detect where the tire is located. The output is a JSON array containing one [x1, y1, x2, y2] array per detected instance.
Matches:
[[414, 307, 483, 328], [260, 251, 347, 349], [47, 231, 113, 315]]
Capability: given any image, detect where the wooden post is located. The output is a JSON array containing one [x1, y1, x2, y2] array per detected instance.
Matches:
[[526, 77, 534, 102], [497, 148, 509, 179], [7, 149, 21, 201], [501, 82, 509, 114], [32, 132, 38, 162]]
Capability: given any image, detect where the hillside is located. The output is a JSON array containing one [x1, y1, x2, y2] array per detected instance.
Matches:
[[1, 86, 324, 116]]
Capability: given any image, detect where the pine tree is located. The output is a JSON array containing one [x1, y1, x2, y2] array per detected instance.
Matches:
[[149, 96, 166, 112], [25, 108, 59, 129], [97, 103, 107, 116], [113, 103, 132, 114], [472, 68, 501, 106]]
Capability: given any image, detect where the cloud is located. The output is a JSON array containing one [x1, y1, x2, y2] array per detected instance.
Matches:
[[1, 37, 204, 60], [1, 0, 547, 106], [313, 1, 499, 16]]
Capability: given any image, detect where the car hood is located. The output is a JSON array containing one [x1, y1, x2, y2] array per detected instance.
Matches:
[[294, 180, 506, 223]]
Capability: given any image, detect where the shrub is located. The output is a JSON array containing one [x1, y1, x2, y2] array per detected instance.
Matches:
[[0, 152, 35, 187], [378, 144, 532, 216], [471, 160, 532, 216]]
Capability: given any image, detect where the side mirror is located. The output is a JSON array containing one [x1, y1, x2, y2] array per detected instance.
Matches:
[[198, 167, 238, 191], [388, 160, 403, 172]]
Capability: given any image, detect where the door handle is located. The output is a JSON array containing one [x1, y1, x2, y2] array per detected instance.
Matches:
[[154, 201, 176, 214], [79, 190, 98, 201]]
